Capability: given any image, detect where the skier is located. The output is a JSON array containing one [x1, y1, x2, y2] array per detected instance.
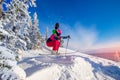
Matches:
[[46, 22, 70, 55]]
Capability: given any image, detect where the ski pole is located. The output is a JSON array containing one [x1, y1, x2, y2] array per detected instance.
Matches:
[[65, 37, 69, 55]]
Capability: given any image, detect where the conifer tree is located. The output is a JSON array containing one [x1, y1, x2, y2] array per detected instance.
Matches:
[[0, 0, 43, 79]]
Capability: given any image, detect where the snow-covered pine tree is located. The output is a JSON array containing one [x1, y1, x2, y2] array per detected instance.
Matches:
[[29, 12, 44, 49], [0, 0, 43, 79], [0, 0, 28, 51], [1, 0, 41, 51], [45, 27, 48, 41], [0, 0, 4, 19], [3, 0, 32, 33], [0, 46, 19, 80]]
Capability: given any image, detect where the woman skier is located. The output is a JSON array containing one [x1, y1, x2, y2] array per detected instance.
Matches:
[[46, 22, 70, 54]]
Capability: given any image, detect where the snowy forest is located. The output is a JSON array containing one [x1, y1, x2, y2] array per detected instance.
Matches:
[[0, 0, 44, 79]]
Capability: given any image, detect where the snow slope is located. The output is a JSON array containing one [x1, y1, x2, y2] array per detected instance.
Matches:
[[18, 47, 120, 80]]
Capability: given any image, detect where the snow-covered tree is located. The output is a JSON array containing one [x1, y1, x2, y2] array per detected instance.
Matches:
[[0, 46, 19, 80], [2, 0, 31, 33], [0, 0, 43, 50], [0, 20, 26, 79], [2, 0, 43, 50], [28, 12, 44, 49], [45, 27, 48, 41], [0, 0, 4, 19], [0, 0, 44, 79]]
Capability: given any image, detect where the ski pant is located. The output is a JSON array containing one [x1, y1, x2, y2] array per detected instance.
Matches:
[[46, 40, 60, 51]]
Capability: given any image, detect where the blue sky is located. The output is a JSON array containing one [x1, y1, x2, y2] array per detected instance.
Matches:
[[4, 0, 120, 50], [32, 0, 120, 36], [30, 0, 120, 50]]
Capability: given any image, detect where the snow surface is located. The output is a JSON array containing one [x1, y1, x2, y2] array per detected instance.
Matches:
[[18, 47, 120, 80]]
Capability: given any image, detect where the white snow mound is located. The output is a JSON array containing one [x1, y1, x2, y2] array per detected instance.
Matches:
[[19, 47, 120, 80]]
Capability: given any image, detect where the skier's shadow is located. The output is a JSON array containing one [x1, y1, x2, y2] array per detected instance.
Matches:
[[80, 56, 120, 80]]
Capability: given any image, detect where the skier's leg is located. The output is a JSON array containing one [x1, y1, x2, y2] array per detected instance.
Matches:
[[46, 41, 53, 47], [53, 40, 60, 54], [56, 41, 60, 55], [47, 41, 56, 54], [56, 41, 60, 51]]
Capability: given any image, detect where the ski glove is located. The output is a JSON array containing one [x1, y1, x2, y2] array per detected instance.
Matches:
[[61, 35, 71, 39]]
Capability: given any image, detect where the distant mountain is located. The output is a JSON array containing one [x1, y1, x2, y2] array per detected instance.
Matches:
[[85, 47, 120, 62]]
